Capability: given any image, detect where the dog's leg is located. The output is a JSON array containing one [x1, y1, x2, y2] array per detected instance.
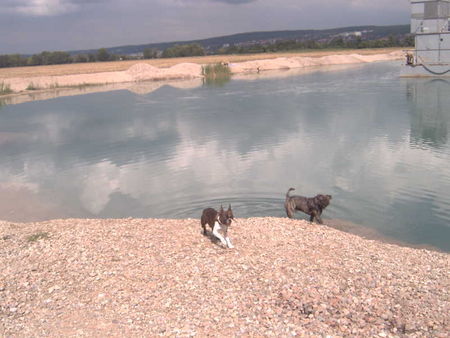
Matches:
[[315, 213, 324, 224], [212, 222, 228, 247], [310, 211, 323, 224], [286, 208, 294, 219], [225, 237, 234, 249], [285, 201, 294, 218], [201, 222, 207, 235], [222, 225, 234, 249]]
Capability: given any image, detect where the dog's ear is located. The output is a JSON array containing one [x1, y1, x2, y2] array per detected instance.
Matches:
[[220, 205, 224, 212], [227, 204, 235, 219]]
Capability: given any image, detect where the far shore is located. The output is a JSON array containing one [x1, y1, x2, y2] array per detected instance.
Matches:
[[0, 48, 404, 79], [0, 48, 405, 104]]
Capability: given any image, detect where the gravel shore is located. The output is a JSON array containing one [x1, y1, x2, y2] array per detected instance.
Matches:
[[1, 217, 448, 337]]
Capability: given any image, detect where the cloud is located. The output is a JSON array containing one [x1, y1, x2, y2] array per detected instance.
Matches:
[[3, 0, 105, 16], [0, 0, 410, 54]]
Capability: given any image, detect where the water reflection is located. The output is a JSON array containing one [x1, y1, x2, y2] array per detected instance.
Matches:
[[203, 74, 232, 87], [0, 62, 449, 251], [0, 79, 204, 106], [406, 79, 450, 148]]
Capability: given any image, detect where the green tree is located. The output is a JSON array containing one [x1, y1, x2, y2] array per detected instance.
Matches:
[[48, 51, 71, 64], [73, 54, 89, 63], [162, 43, 205, 58], [388, 35, 398, 47], [0, 54, 25, 67], [28, 54, 43, 66], [96, 48, 111, 61], [329, 37, 345, 48], [143, 48, 158, 59], [39, 51, 52, 65]]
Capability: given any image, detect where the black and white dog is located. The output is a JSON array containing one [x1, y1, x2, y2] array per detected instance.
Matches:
[[201, 205, 235, 248], [284, 188, 331, 224]]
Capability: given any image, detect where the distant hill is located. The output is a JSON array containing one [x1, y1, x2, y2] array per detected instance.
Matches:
[[70, 25, 410, 56]]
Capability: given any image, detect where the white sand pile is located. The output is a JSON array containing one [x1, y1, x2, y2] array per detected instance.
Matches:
[[4, 63, 203, 92], [125, 62, 203, 82], [229, 51, 403, 74]]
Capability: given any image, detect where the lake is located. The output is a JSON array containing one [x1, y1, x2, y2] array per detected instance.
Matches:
[[1, 61, 449, 251]]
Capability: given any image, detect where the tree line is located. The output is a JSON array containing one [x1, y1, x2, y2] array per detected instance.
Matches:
[[217, 35, 414, 54], [0, 48, 132, 68], [0, 43, 207, 68], [0, 36, 412, 69]]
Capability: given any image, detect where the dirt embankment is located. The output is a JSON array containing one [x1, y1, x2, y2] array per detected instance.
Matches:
[[0, 49, 404, 94], [1, 217, 448, 336]]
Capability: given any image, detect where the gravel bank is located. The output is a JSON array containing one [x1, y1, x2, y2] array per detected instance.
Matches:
[[1, 217, 448, 336]]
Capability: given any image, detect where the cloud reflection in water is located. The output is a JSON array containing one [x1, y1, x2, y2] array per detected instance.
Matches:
[[0, 63, 449, 251]]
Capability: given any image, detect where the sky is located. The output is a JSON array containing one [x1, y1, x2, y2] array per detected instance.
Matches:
[[1, 0, 411, 55]]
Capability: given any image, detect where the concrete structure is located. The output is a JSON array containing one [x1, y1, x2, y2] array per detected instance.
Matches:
[[402, 0, 450, 77]]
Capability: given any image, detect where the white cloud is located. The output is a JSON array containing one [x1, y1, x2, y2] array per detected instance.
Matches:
[[6, 0, 78, 16], [0, 0, 410, 54], [79, 161, 120, 214]]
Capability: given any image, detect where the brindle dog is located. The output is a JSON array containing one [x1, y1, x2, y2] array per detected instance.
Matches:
[[201, 205, 235, 248], [284, 188, 331, 224]]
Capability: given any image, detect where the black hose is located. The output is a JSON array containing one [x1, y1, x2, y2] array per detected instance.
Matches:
[[419, 63, 450, 75]]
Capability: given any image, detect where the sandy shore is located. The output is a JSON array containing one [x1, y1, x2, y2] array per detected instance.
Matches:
[[1, 217, 448, 336], [0, 49, 404, 102]]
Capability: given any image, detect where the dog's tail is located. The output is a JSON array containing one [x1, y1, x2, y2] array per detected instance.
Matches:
[[286, 187, 295, 198]]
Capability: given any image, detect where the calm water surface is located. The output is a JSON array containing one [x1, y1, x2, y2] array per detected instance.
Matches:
[[1, 61, 449, 251]]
